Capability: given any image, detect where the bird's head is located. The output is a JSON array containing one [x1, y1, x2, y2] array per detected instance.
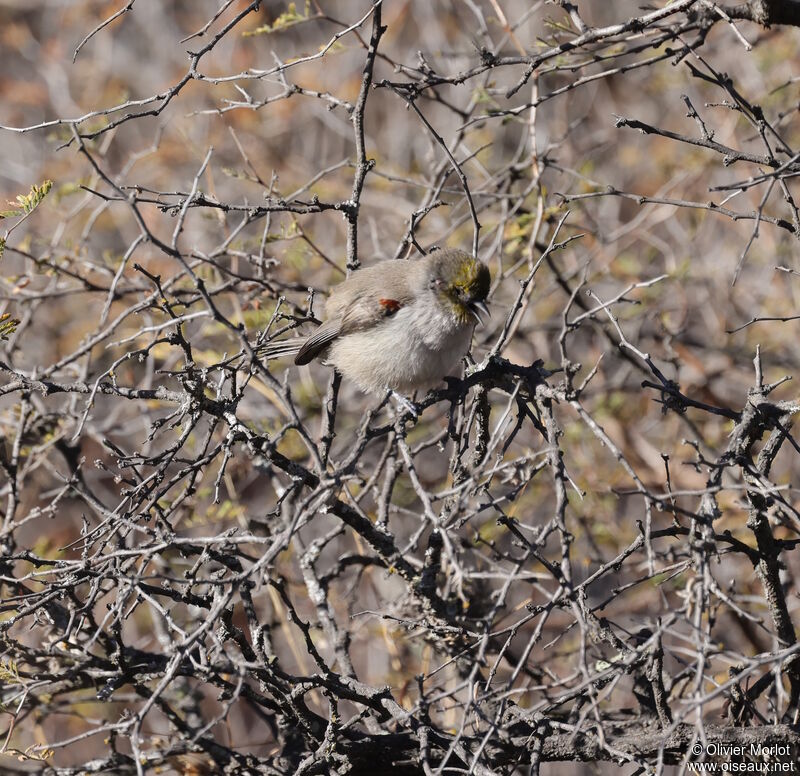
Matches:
[[428, 249, 491, 326]]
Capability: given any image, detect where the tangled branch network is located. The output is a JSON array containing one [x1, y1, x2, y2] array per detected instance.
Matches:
[[3, 1, 800, 773]]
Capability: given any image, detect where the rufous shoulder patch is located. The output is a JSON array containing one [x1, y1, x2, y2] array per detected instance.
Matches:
[[379, 298, 402, 314]]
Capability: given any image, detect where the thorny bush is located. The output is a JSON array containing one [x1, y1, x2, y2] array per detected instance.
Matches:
[[3, 1, 800, 773]]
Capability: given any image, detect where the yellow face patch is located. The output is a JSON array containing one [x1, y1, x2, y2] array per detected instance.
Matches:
[[454, 259, 490, 301], [433, 254, 491, 324]]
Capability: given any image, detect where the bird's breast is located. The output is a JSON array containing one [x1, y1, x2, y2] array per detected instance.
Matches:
[[327, 299, 474, 393]]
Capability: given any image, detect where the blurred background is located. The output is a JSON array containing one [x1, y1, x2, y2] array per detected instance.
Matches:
[[2, 1, 800, 773]]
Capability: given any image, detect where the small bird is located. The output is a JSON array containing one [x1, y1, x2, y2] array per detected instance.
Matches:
[[260, 248, 490, 395]]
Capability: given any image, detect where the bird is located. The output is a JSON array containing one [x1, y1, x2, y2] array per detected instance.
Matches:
[[259, 248, 490, 395]]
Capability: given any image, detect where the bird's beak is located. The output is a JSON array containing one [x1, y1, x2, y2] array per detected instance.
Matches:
[[468, 300, 490, 325]]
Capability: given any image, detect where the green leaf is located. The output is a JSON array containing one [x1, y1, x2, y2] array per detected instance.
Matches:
[[0, 313, 20, 340], [243, 1, 311, 36], [14, 179, 53, 214]]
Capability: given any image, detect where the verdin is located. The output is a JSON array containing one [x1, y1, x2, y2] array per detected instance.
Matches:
[[260, 248, 490, 394]]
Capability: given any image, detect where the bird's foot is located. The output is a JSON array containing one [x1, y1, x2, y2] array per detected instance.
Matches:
[[390, 391, 420, 419]]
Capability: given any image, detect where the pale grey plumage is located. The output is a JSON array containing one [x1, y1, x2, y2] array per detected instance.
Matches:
[[259, 248, 490, 394]]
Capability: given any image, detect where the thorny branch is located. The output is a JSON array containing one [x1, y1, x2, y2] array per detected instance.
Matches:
[[3, 2, 800, 774]]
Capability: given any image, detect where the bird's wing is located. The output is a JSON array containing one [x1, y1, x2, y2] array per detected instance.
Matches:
[[294, 322, 342, 365], [293, 261, 419, 365], [294, 288, 412, 365]]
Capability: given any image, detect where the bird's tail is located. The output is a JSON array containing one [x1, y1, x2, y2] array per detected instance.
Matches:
[[254, 338, 304, 361]]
